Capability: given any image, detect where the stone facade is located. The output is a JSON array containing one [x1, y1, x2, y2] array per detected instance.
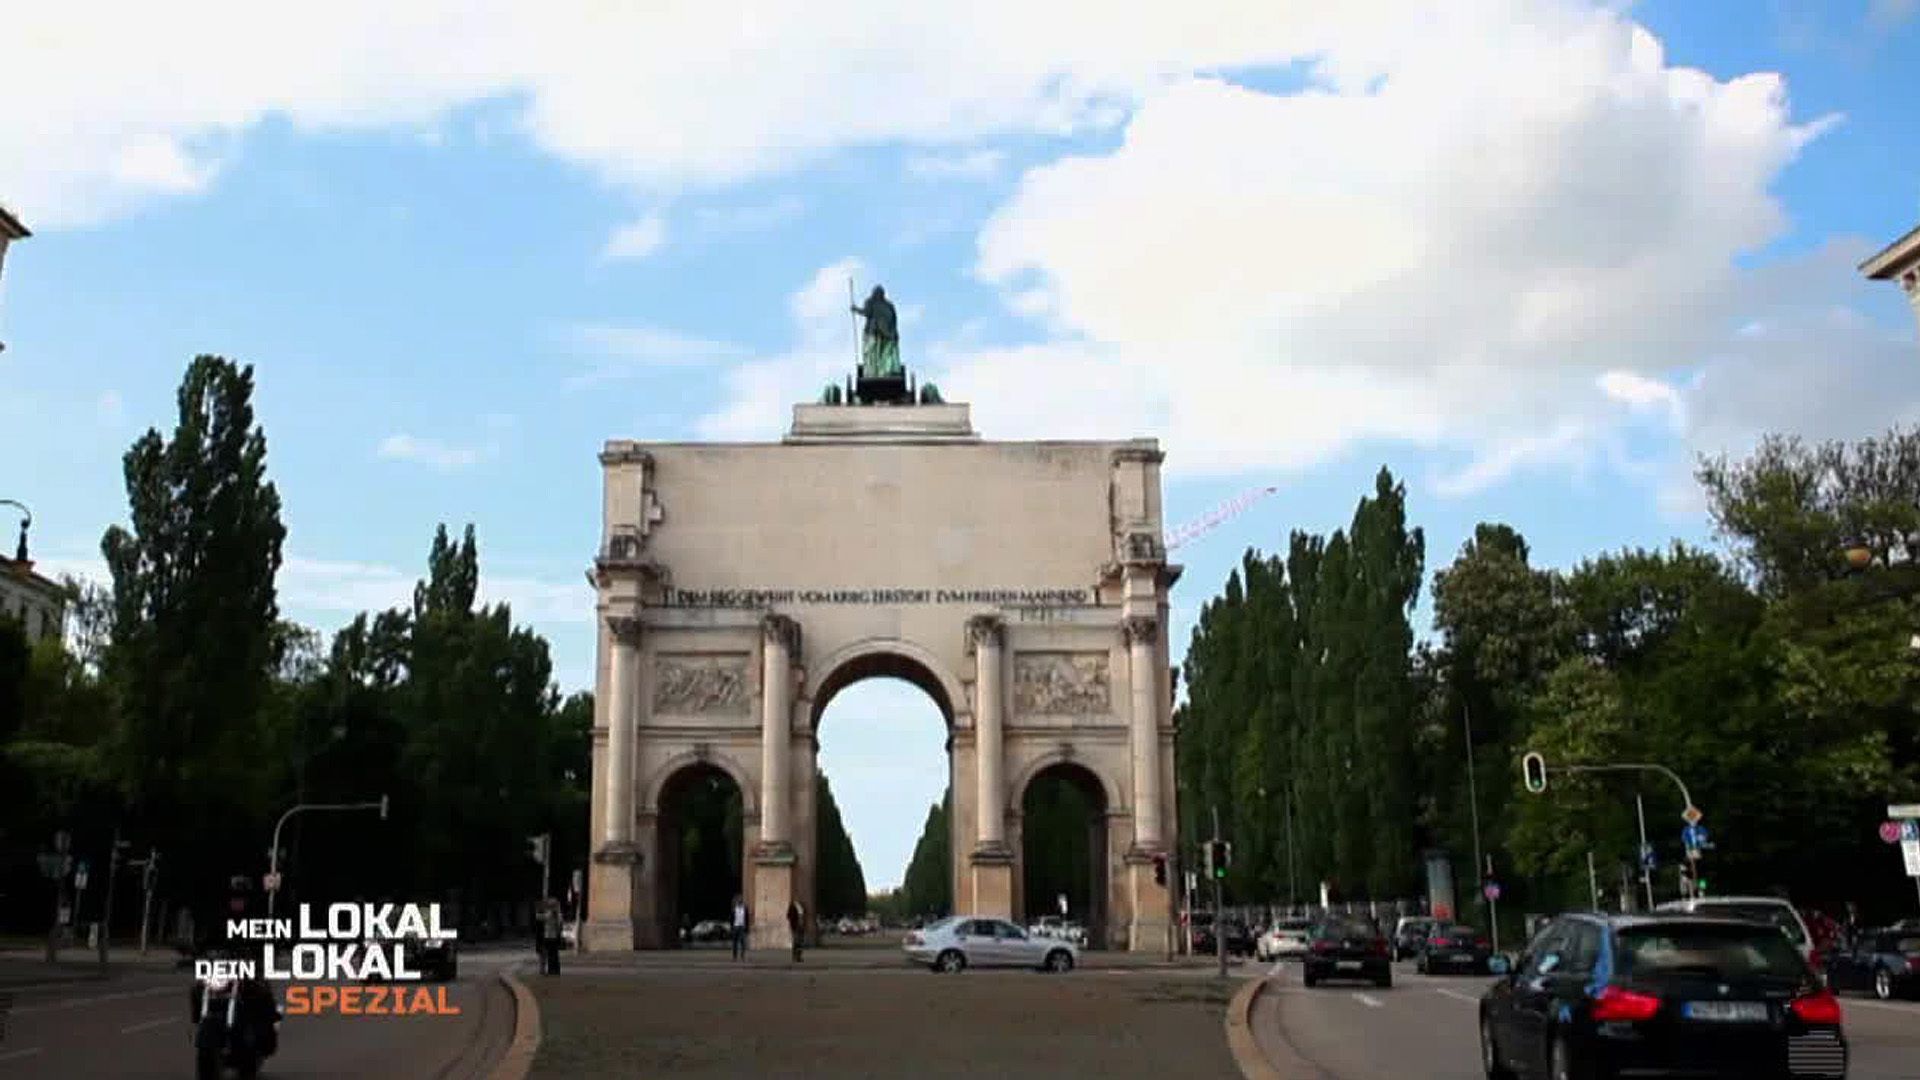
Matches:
[[0, 556, 65, 644], [1862, 223, 1920, 344], [584, 402, 1179, 953]]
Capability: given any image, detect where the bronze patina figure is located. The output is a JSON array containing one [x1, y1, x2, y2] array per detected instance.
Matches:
[[851, 285, 901, 378]]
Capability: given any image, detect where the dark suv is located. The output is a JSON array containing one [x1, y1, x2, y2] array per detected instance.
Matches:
[[1480, 912, 1847, 1079], [1303, 915, 1392, 988]]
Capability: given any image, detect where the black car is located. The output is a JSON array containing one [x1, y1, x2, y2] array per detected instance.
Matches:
[[405, 934, 458, 981], [1191, 916, 1254, 957], [1303, 915, 1392, 989], [1417, 922, 1492, 976], [1825, 926, 1920, 1001], [1480, 912, 1848, 1080]]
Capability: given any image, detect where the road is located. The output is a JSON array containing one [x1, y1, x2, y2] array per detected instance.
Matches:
[[0, 950, 520, 1078], [1252, 958, 1920, 1079]]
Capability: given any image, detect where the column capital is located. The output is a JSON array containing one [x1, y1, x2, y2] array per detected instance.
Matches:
[[606, 614, 644, 645], [760, 613, 802, 656], [1121, 615, 1158, 646], [966, 613, 1006, 650]]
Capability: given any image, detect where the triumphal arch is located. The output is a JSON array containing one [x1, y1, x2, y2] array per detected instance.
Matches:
[[582, 300, 1179, 952]]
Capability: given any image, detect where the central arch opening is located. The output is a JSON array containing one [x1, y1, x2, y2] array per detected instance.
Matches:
[[656, 763, 744, 948], [1019, 762, 1111, 949], [811, 648, 955, 941]]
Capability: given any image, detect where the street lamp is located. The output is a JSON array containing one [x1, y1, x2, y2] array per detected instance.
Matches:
[[266, 795, 389, 919], [1841, 537, 1874, 573], [0, 498, 30, 563]]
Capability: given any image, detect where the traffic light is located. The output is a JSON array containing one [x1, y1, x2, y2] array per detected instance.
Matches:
[[527, 834, 549, 865], [1521, 752, 1548, 794], [1205, 840, 1230, 880], [1152, 855, 1167, 886]]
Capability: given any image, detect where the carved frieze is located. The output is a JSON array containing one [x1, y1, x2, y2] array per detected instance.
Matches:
[[653, 654, 751, 716], [1118, 531, 1165, 564], [1012, 652, 1111, 715]]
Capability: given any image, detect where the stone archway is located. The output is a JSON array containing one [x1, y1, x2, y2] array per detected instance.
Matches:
[[1013, 759, 1119, 949], [581, 395, 1180, 952]]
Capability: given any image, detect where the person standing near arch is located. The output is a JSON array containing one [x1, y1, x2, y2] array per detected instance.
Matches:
[[730, 894, 749, 960], [787, 899, 807, 963]]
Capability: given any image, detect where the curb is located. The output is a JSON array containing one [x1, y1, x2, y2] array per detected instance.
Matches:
[[487, 967, 542, 1080], [1225, 976, 1284, 1080]]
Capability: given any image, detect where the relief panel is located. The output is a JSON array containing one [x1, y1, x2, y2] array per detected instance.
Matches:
[[1011, 652, 1111, 716], [653, 654, 751, 716]]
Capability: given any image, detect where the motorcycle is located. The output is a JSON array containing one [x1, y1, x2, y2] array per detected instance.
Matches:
[[190, 970, 280, 1080]]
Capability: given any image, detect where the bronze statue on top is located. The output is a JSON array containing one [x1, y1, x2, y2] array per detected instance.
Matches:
[[821, 282, 942, 406]]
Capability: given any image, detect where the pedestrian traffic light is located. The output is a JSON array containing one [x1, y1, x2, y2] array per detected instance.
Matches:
[[1152, 855, 1167, 886]]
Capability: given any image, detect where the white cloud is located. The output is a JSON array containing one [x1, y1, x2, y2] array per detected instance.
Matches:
[[906, 149, 1007, 180], [600, 213, 666, 261], [563, 324, 751, 387], [693, 258, 870, 440], [1, 2, 1373, 228], [377, 433, 487, 469], [96, 389, 124, 424]]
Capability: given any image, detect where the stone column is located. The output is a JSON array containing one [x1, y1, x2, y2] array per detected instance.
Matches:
[[967, 615, 1014, 917], [969, 615, 1008, 849], [602, 615, 641, 850], [584, 615, 642, 952], [1123, 615, 1163, 850], [752, 614, 800, 949], [758, 614, 799, 849]]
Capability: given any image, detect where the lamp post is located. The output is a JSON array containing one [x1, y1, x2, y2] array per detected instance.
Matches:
[[266, 795, 388, 919], [0, 498, 30, 563]]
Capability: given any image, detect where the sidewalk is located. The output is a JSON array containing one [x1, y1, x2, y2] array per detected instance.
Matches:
[[0, 946, 188, 988], [564, 942, 1240, 972]]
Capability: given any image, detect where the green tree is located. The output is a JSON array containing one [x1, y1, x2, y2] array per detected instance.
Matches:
[[899, 789, 951, 917], [815, 772, 868, 917], [99, 355, 288, 915]]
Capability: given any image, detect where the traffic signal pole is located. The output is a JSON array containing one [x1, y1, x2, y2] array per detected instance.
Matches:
[[1211, 806, 1226, 980]]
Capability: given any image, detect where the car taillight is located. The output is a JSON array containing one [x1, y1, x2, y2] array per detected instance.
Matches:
[[1907, 956, 1920, 973], [1311, 940, 1335, 954], [906, 933, 922, 946], [1591, 986, 1662, 1022], [1372, 939, 1390, 957], [1790, 988, 1843, 1025]]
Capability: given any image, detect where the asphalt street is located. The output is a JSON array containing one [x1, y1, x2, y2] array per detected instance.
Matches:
[[0, 949, 521, 1078], [1252, 957, 1920, 1079]]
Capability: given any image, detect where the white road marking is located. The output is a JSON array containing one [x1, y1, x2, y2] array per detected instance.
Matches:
[[1846, 998, 1920, 1014], [1435, 988, 1480, 1004], [13, 985, 177, 1014], [120, 1016, 176, 1035], [0, 1048, 45, 1063], [1268, 961, 1286, 978], [1353, 992, 1384, 1008]]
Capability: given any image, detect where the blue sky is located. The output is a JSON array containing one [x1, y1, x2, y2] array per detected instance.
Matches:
[[4, 1, 1918, 889]]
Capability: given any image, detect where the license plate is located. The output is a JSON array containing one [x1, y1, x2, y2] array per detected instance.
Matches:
[[1683, 1001, 1768, 1022], [1449, 953, 1471, 961], [1336, 960, 1362, 971]]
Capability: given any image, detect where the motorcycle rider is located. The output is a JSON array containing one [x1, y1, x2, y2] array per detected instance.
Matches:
[[188, 875, 281, 1057]]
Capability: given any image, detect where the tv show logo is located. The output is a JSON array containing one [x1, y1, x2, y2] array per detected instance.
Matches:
[[194, 903, 461, 1016]]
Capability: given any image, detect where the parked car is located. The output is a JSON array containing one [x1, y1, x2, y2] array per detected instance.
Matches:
[[1655, 896, 1817, 966], [902, 916, 1077, 973], [1302, 915, 1392, 988], [1392, 915, 1437, 961], [1825, 925, 1920, 1001], [1480, 912, 1847, 1080], [1256, 917, 1314, 961], [403, 933, 458, 981], [1415, 922, 1491, 976]]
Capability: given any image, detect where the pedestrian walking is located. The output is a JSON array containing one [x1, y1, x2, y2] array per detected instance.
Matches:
[[787, 899, 806, 963], [731, 894, 749, 960], [537, 897, 565, 975]]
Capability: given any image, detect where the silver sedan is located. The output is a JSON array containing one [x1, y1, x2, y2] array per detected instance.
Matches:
[[903, 916, 1078, 973]]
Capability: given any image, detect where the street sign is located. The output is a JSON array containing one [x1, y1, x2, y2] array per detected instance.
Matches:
[[1484, 882, 1502, 902], [1902, 821, 1920, 843], [74, 861, 90, 890], [1681, 805, 1704, 826], [1887, 803, 1920, 819], [1904, 839, 1920, 878], [1640, 844, 1656, 870], [1881, 821, 1905, 844], [1682, 824, 1708, 851], [263, 871, 282, 892]]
